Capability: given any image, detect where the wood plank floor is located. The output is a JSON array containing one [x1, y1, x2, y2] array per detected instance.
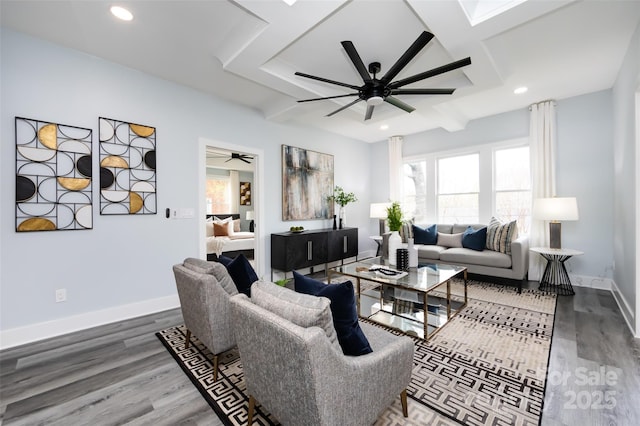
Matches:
[[1, 283, 639, 425]]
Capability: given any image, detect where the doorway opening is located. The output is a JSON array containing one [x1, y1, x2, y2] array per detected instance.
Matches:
[[198, 138, 264, 276]]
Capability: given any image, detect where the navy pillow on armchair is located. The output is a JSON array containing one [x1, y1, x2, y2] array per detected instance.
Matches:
[[225, 254, 258, 296], [293, 271, 372, 356]]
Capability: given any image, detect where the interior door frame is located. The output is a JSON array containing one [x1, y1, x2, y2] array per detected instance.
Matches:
[[198, 137, 265, 277]]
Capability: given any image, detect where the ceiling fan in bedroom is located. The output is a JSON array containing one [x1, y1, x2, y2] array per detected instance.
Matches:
[[226, 153, 253, 164], [207, 152, 254, 164], [295, 31, 471, 121]]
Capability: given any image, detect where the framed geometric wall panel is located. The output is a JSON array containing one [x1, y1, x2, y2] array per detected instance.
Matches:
[[282, 144, 334, 221], [99, 117, 156, 215], [15, 117, 93, 232]]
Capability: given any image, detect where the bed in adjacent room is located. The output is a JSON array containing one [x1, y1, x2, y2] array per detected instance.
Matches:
[[206, 214, 255, 260]]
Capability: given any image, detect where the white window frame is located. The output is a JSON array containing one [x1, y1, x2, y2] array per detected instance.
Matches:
[[206, 172, 232, 214], [402, 137, 530, 230]]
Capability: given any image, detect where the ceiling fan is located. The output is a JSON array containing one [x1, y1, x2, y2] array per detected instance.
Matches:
[[295, 31, 471, 121], [226, 153, 253, 164], [207, 152, 253, 164]]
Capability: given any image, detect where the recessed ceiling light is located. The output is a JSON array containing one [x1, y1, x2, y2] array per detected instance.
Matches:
[[514, 86, 528, 95], [380, 124, 389, 130], [282, 0, 297, 5], [110, 6, 133, 21]]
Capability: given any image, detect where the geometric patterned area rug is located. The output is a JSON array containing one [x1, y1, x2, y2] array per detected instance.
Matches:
[[156, 280, 557, 426]]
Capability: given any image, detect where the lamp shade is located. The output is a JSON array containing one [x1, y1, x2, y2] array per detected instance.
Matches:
[[370, 203, 391, 219], [533, 197, 579, 221], [245, 210, 255, 220]]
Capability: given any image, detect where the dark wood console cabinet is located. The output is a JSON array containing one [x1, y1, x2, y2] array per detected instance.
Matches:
[[271, 227, 358, 273]]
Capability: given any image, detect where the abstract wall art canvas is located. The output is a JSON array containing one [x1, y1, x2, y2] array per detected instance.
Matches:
[[282, 145, 334, 221], [240, 181, 251, 206], [99, 117, 156, 215], [15, 117, 93, 232]]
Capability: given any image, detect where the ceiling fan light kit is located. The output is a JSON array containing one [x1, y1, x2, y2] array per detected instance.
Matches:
[[295, 31, 471, 121]]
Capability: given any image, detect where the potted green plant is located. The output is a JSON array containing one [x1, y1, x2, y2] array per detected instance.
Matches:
[[329, 186, 357, 228], [386, 201, 403, 232], [386, 202, 403, 266]]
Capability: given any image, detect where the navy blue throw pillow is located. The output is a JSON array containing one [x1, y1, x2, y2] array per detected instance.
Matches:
[[293, 272, 373, 356], [462, 226, 487, 251], [217, 255, 233, 267], [225, 254, 258, 296], [413, 224, 437, 245]]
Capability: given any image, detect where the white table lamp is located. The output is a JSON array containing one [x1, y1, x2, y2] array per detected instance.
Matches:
[[533, 197, 579, 249], [370, 203, 391, 235], [246, 210, 255, 232]]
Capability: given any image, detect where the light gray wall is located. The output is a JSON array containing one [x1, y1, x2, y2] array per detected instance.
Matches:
[[371, 92, 615, 281], [0, 29, 371, 332], [612, 22, 640, 333]]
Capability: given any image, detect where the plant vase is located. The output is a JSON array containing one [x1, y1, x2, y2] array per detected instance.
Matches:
[[339, 206, 345, 228], [388, 231, 402, 266]]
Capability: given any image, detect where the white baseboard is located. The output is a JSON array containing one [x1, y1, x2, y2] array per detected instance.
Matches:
[[0, 295, 180, 350], [610, 280, 637, 338], [569, 274, 613, 290]]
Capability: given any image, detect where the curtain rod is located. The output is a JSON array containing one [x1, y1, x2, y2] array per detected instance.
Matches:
[[529, 100, 557, 110]]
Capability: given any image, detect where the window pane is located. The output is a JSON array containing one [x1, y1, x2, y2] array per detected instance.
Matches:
[[438, 194, 479, 223], [206, 178, 230, 214], [495, 147, 530, 190], [496, 191, 531, 234], [438, 154, 479, 194], [403, 161, 426, 220]]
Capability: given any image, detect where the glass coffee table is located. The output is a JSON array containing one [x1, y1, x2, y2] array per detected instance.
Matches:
[[329, 257, 467, 340]]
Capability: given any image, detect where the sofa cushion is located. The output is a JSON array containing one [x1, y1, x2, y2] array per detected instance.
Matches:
[[486, 217, 519, 255], [440, 247, 512, 268], [251, 280, 339, 350], [182, 257, 238, 296], [416, 244, 447, 260], [462, 226, 487, 251], [225, 254, 258, 296], [437, 232, 463, 248], [293, 272, 373, 356], [413, 224, 437, 245]]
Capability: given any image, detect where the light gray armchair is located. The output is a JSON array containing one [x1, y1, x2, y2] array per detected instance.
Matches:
[[230, 280, 414, 426], [172, 257, 238, 381]]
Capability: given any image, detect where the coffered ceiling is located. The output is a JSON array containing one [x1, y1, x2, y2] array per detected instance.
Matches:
[[2, 0, 639, 142]]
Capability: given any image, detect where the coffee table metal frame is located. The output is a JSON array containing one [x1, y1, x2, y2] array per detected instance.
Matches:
[[329, 257, 467, 340]]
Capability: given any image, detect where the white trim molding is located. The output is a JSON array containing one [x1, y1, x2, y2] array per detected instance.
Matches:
[[611, 280, 638, 338], [0, 295, 180, 350], [569, 274, 613, 291]]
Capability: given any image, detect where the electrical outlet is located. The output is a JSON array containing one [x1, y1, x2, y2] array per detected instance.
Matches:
[[55, 288, 67, 303]]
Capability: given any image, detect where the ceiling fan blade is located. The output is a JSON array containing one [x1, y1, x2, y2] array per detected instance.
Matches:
[[381, 31, 434, 84], [388, 57, 472, 89], [390, 88, 455, 95], [326, 98, 362, 117], [341, 41, 372, 83], [385, 96, 415, 113], [364, 104, 375, 120], [297, 93, 359, 103], [240, 158, 251, 164], [295, 71, 361, 90]]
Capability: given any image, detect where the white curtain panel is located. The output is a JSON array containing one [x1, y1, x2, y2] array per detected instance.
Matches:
[[388, 136, 403, 202], [229, 170, 240, 213], [529, 100, 557, 280]]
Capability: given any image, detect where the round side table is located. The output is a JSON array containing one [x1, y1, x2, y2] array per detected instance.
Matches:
[[530, 247, 583, 296]]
